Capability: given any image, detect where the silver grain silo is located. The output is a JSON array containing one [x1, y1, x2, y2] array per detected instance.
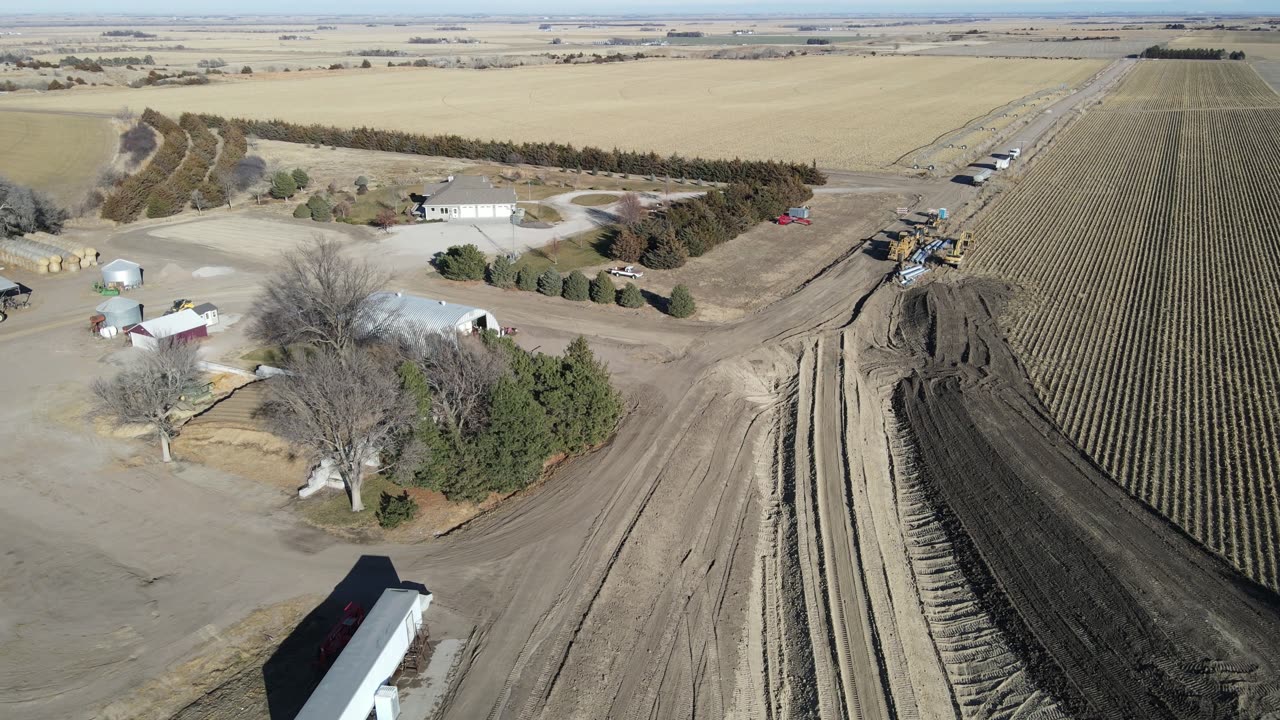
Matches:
[[95, 296, 143, 329], [100, 258, 143, 288]]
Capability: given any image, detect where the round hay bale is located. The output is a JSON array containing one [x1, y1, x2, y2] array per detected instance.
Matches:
[[66, 260, 81, 272], [48, 261, 61, 274], [35, 263, 48, 274]]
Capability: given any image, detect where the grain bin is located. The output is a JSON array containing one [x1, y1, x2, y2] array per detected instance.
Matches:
[[95, 296, 143, 329], [100, 258, 143, 288]]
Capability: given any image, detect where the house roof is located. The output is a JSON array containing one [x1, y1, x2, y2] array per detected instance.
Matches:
[[421, 175, 517, 207], [193, 303, 218, 315], [0, 275, 17, 294], [370, 292, 492, 335], [96, 296, 141, 313], [100, 258, 141, 273], [128, 309, 205, 338]]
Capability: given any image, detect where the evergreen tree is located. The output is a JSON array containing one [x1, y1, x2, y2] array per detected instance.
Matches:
[[270, 170, 297, 199], [641, 228, 688, 269], [610, 224, 648, 262], [291, 167, 310, 189], [306, 194, 332, 222], [394, 362, 458, 491], [488, 254, 516, 288], [668, 285, 696, 318], [542, 337, 621, 452], [474, 377, 554, 495], [590, 270, 615, 304], [618, 282, 644, 308], [292, 203, 311, 218], [438, 244, 487, 281], [516, 264, 538, 291], [537, 268, 562, 296], [562, 270, 590, 301]]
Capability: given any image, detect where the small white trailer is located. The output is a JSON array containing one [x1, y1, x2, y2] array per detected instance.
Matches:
[[972, 169, 994, 185]]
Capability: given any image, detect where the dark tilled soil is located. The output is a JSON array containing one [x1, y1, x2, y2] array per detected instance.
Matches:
[[892, 279, 1280, 720]]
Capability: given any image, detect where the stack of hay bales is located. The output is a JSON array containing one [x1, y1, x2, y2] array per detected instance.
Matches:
[[29, 232, 97, 267], [0, 235, 91, 273]]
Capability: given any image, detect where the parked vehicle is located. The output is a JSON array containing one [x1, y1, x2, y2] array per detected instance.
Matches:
[[609, 265, 645, 279]]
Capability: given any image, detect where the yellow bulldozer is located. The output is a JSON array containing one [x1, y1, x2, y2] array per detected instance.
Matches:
[[165, 299, 195, 315], [889, 227, 926, 263], [943, 232, 974, 267]]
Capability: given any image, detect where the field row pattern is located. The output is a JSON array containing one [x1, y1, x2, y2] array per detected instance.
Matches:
[[970, 61, 1280, 590]]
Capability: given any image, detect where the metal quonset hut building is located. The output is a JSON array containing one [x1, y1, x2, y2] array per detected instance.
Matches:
[[100, 258, 143, 288], [371, 292, 499, 338], [126, 309, 208, 350], [95, 296, 143, 329]]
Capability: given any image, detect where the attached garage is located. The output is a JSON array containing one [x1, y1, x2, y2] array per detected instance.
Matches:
[[412, 175, 518, 223]]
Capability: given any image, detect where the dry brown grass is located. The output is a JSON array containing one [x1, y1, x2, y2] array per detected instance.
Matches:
[[0, 55, 1105, 170], [0, 110, 116, 205]]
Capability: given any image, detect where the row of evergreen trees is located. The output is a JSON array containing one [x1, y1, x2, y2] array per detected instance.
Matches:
[[145, 114, 219, 218], [197, 112, 826, 185], [395, 335, 622, 501], [101, 110, 187, 222], [1140, 46, 1244, 60], [610, 176, 813, 269]]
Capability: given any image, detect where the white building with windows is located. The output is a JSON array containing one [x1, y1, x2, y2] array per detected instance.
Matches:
[[413, 175, 517, 222]]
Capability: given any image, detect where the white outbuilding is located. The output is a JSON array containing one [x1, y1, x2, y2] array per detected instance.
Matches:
[[369, 292, 499, 339], [413, 175, 517, 222]]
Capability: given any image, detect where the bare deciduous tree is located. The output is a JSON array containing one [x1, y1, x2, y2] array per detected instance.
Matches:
[[615, 192, 646, 226], [258, 349, 413, 511], [374, 208, 398, 232], [402, 333, 507, 434], [190, 189, 206, 214], [248, 239, 392, 353], [92, 339, 202, 463]]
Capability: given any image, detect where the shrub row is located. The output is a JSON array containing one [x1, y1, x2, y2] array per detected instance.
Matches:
[[198, 113, 826, 185], [195, 122, 248, 208], [437, 244, 696, 317], [101, 110, 188, 222], [611, 176, 812, 269]]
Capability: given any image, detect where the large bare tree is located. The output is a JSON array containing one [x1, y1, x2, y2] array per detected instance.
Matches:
[[402, 333, 508, 434], [258, 348, 413, 512], [249, 238, 392, 354], [614, 192, 647, 226], [92, 339, 202, 463]]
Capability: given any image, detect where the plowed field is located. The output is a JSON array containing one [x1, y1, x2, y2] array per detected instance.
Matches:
[[969, 60, 1280, 590]]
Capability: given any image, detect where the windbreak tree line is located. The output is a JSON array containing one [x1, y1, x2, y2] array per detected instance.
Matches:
[[197, 113, 827, 186], [1140, 46, 1243, 60], [609, 175, 812, 268]]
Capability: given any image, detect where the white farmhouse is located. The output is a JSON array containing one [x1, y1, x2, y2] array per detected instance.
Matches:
[[413, 175, 517, 222]]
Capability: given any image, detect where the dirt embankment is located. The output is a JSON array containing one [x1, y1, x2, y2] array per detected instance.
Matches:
[[890, 279, 1280, 719]]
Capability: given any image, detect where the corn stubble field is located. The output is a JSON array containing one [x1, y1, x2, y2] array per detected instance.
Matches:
[[0, 55, 1103, 169], [971, 61, 1280, 590]]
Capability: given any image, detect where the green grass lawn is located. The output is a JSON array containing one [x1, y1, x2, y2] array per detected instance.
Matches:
[[301, 474, 400, 529], [518, 201, 563, 224], [570, 193, 620, 207], [516, 227, 612, 275]]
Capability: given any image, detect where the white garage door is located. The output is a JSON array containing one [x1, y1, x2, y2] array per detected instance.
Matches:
[[477, 204, 495, 218], [459, 205, 477, 219]]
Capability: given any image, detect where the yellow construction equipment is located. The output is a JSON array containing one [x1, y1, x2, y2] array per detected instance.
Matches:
[[888, 228, 919, 262], [165, 299, 195, 315], [943, 232, 973, 267]]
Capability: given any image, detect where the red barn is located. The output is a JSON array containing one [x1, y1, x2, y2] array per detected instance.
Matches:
[[126, 309, 208, 351]]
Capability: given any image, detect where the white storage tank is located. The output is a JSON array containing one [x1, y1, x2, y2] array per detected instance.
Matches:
[[100, 258, 143, 288]]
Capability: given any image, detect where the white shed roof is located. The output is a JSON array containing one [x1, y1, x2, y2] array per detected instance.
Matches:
[[100, 258, 141, 273], [370, 292, 494, 336], [0, 275, 17, 294], [96, 296, 142, 313], [129, 309, 204, 337]]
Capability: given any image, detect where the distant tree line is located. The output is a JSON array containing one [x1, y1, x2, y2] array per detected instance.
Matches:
[[102, 29, 156, 38], [1141, 46, 1245, 60], [609, 177, 813, 269], [667, 31, 704, 37], [198, 113, 826, 185]]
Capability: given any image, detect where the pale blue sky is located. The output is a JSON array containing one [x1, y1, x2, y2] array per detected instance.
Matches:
[[2, 1, 1277, 15]]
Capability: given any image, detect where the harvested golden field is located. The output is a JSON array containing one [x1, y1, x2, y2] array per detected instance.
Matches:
[[969, 61, 1280, 590], [0, 110, 116, 205], [0, 56, 1105, 170], [1169, 32, 1280, 61]]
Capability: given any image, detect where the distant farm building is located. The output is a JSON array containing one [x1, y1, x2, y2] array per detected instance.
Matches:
[[369, 292, 498, 340], [126, 309, 208, 350], [194, 302, 219, 327], [412, 176, 517, 222]]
